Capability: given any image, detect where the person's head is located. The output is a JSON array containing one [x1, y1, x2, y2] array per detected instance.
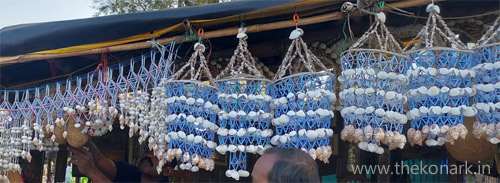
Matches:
[[251, 147, 320, 183], [138, 151, 177, 179]]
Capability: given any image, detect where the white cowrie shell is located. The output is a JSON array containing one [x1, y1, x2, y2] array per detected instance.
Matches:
[[366, 68, 376, 75], [279, 97, 288, 104], [388, 72, 397, 80], [355, 88, 365, 95], [289, 28, 303, 40], [194, 136, 203, 144], [377, 71, 388, 79], [228, 129, 237, 136], [365, 106, 375, 114], [439, 68, 449, 75], [306, 130, 318, 139], [419, 106, 429, 114], [365, 88, 375, 94], [375, 108, 386, 117], [279, 135, 288, 143], [450, 107, 461, 115], [449, 88, 461, 96], [427, 68, 437, 76], [441, 86, 450, 93], [428, 86, 440, 96]]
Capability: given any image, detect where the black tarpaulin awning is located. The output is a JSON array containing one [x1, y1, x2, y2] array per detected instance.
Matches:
[[0, 0, 337, 57]]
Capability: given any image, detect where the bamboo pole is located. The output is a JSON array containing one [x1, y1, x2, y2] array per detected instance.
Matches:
[[0, 0, 437, 66]]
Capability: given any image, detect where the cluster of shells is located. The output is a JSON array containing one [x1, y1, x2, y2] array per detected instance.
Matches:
[[472, 121, 500, 144], [310, 39, 357, 111], [79, 99, 118, 136], [118, 91, 150, 137], [408, 124, 467, 146], [341, 125, 405, 154], [270, 87, 336, 163], [160, 81, 220, 173], [216, 85, 273, 180], [406, 52, 477, 147]]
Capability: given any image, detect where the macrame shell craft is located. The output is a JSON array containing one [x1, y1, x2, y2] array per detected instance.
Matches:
[[405, 3, 476, 147], [340, 12, 408, 154], [472, 16, 500, 144], [268, 16, 336, 162]]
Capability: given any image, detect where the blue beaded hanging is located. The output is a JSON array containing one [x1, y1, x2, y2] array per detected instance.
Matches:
[[163, 41, 219, 173], [215, 27, 271, 180], [339, 12, 409, 154], [471, 16, 500, 144], [269, 14, 336, 163], [405, 3, 476, 147]]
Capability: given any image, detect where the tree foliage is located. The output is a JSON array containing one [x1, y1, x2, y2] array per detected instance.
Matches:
[[92, 0, 232, 16]]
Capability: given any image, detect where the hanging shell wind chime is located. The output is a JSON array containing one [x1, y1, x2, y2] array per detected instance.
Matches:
[[163, 33, 219, 174], [269, 14, 335, 163], [472, 16, 500, 144], [215, 26, 272, 180], [142, 42, 177, 167], [339, 12, 409, 154], [405, 3, 476, 147], [0, 91, 29, 183]]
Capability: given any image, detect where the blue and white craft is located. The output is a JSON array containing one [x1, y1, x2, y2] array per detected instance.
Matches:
[[405, 3, 476, 147], [269, 25, 335, 163], [339, 12, 409, 154], [472, 16, 500, 144], [215, 27, 271, 180], [0, 91, 26, 181], [163, 42, 219, 173]]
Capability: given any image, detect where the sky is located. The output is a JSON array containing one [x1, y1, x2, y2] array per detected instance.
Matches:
[[0, 0, 95, 29]]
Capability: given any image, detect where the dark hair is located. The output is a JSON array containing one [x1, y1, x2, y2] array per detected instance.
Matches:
[[263, 147, 321, 183]]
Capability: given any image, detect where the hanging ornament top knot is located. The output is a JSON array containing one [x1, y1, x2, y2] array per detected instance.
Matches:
[[426, 3, 440, 14], [194, 42, 205, 52], [236, 27, 248, 39], [375, 12, 386, 23], [289, 28, 304, 40]]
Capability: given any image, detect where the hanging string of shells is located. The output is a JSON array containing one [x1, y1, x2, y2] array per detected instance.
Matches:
[[339, 12, 409, 154], [405, 3, 476, 147], [472, 16, 500, 144], [0, 42, 175, 181], [269, 14, 335, 163], [214, 26, 272, 180], [0, 91, 29, 182], [163, 37, 219, 173]]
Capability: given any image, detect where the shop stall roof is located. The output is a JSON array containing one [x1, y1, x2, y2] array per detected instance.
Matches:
[[0, 0, 339, 57]]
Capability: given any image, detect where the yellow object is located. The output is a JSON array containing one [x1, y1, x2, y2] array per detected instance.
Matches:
[[26, 0, 335, 55]]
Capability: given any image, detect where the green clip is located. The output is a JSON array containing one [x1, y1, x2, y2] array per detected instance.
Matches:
[[378, 1, 385, 9]]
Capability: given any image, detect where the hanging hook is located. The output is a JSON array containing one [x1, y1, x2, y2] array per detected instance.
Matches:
[[293, 13, 300, 29]]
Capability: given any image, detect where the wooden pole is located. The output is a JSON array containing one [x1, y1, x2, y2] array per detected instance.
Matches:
[[0, 0, 437, 66]]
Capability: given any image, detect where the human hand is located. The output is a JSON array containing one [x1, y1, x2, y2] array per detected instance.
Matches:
[[69, 147, 98, 176]]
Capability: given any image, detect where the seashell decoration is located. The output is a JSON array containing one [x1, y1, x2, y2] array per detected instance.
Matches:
[[215, 26, 271, 180], [163, 41, 219, 173], [269, 15, 336, 163], [340, 12, 409, 154], [0, 42, 176, 180], [472, 15, 500, 143], [405, 3, 476, 147]]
